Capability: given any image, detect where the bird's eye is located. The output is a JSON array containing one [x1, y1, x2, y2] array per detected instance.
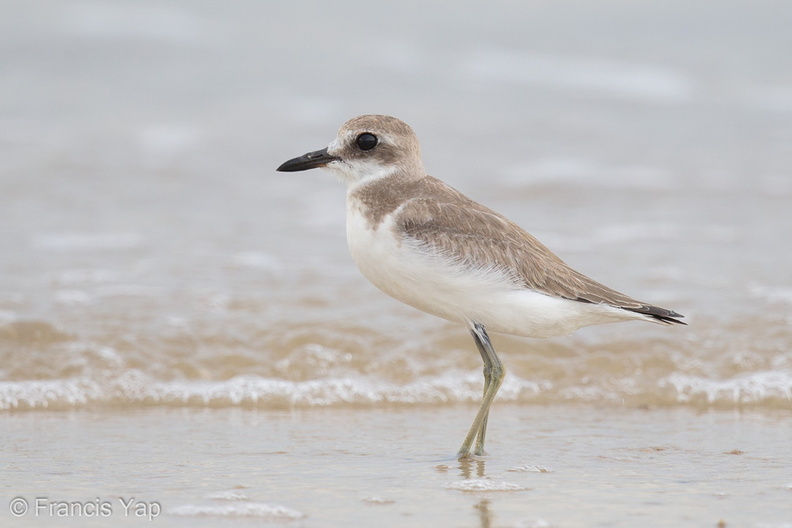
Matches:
[[356, 133, 378, 151]]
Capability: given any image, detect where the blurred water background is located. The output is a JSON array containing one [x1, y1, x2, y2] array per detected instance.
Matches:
[[1, 0, 791, 412], [3, 2, 792, 527]]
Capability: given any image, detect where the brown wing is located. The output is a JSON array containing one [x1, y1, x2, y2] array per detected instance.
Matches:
[[394, 177, 684, 324]]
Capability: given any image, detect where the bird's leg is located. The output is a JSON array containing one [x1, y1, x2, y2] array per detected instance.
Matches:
[[473, 326, 493, 452], [457, 322, 505, 458], [473, 323, 505, 455]]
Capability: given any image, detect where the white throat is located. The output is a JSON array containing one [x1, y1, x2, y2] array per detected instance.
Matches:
[[327, 159, 398, 189]]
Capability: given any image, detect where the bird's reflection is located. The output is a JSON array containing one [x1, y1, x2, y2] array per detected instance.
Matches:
[[459, 457, 493, 528], [435, 457, 515, 528], [458, 456, 488, 479], [474, 499, 492, 528]]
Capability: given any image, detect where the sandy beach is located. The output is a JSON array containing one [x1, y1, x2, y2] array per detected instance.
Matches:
[[3, 405, 790, 527]]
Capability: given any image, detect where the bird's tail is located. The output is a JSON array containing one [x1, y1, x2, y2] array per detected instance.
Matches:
[[627, 305, 686, 325]]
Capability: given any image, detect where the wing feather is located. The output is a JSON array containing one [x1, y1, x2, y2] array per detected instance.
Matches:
[[394, 177, 684, 324]]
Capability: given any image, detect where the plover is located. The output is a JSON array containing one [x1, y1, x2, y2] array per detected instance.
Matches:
[[277, 114, 685, 458]]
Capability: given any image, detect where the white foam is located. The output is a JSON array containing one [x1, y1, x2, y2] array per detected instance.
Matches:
[[169, 502, 304, 519], [445, 479, 529, 492], [515, 520, 552, 528], [507, 465, 552, 473], [205, 490, 249, 501], [0, 378, 104, 410], [0, 370, 542, 410], [661, 371, 792, 405], [1, 366, 789, 411]]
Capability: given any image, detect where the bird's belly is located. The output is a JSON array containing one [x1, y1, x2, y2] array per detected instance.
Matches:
[[346, 209, 640, 338]]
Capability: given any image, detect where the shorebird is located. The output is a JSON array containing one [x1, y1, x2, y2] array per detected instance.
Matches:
[[277, 114, 685, 458]]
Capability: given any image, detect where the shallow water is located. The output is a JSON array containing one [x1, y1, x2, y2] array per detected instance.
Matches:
[[2, 0, 791, 525], [3, 406, 791, 527]]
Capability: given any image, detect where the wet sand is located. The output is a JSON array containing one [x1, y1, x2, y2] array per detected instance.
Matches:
[[3, 405, 790, 527]]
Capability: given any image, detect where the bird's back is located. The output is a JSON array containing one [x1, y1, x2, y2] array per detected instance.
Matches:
[[349, 174, 684, 331]]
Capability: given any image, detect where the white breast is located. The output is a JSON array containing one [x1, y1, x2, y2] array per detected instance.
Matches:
[[345, 195, 647, 338]]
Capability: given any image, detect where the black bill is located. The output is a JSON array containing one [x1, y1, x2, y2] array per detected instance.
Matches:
[[276, 147, 339, 172]]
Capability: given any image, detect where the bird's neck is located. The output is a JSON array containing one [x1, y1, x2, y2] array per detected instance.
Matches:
[[346, 172, 426, 230]]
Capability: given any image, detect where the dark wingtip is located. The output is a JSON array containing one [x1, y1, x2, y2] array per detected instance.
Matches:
[[631, 305, 686, 325]]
